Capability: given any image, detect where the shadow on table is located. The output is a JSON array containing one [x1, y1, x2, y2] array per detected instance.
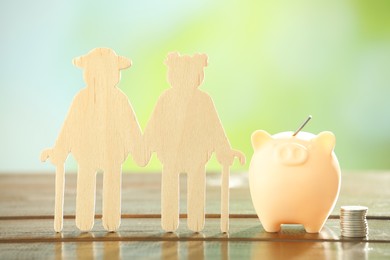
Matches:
[[54, 232, 122, 260], [160, 233, 229, 260]]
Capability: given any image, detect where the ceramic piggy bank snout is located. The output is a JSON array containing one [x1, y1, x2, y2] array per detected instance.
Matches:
[[274, 143, 308, 166], [249, 130, 341, 233]]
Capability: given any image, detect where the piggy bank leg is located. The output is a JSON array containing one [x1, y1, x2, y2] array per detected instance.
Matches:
[[261, 220, 281, 233], [75, 165, 96, 232], [303, 219, 326, 233], [187, 165, 206, 232], [102, 165, 122, 232], [161, 165, 180, 232]]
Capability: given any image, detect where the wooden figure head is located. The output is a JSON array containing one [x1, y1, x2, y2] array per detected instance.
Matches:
[[73, 48, 131, 89], [164, 52, 208, 89]]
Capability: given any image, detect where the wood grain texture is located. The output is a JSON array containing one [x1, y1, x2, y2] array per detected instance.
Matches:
[[142, 52, 245, 233], [2, 241, 389, 260], [0, 172, 390, 259], [1, 218, 390, 242], [40, 48, 143, 232], [1, 218, 390, 259], [1, 172, 389, 217]]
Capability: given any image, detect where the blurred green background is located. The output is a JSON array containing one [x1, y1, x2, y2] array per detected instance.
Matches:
[[0, 0, 389, 173]]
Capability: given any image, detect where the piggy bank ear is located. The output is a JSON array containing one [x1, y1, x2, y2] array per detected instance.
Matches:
[[251, 130, 272, 150], [314, 131, 336, 154]]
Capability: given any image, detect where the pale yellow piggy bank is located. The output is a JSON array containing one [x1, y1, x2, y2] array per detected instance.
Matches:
[[249, 130, 341, 233]]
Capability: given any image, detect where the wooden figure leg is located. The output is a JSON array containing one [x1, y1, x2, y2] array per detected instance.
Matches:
[[161, 166, 179, 232], [75, 165, 96, 232], [187, 165, 206, 232], [220, 165, 230, 233], [102, 165, 122, 232]]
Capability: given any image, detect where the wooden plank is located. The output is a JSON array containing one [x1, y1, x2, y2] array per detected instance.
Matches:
[[0, 172, 389, 259], [1, 241, 390, 260], [0, 218, 389, 243], [0, 172, 390, 217]]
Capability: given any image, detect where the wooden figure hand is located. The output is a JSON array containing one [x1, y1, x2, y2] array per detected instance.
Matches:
[[132, 148, 152, 167], [231, 150, 246, 165], [40, 148, 51, 162], [40, 148, 66, 166], [216, 149, 246, 166], [131, 139, 152, 167]]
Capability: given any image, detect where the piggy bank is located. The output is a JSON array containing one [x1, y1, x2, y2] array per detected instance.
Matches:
[[248, 130, 341, 233]]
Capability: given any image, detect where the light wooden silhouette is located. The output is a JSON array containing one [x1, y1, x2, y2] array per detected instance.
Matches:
[[142, 52, 245, 233], [41, 48, 144, 232]]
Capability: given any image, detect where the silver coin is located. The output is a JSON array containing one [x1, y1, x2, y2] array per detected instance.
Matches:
[[341, 212, 367, 214], [341, 211, 367, 214], [341, 227, 368, 230], [342, 232, 368, 236], [341, 228, 368, 232], [341, 224, 368, 226], [341, 222, 368, 225], [339, 205, 369, 237], [342, 231, 368, 234], [341, 226, 368, 229], [342, 234, 368, 238], [341, 224, 366, 226], [340, 218, 366, 221], [341, 213, 367, 216], [341, 206, 368, 211], [340, 222, 367, 227], [341, 214, 367, 216], [341, 219, 366, 221], [342, 232, 368, 235]]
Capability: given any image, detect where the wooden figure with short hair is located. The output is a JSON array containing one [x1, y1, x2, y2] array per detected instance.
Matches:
[[41, 48, 144, 232], [142, 52, 246, 233]]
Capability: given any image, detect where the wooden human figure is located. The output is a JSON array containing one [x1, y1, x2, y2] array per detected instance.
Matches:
[[143, 52, 245, 233], [41, 48, 143, 232]]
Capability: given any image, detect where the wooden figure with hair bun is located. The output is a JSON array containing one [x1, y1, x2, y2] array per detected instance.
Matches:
[[142, 52, 245, 233], [41, 48, 144, 232]]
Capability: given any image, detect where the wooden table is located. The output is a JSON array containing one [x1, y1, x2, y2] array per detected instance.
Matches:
[[1, 171, 390, 259]]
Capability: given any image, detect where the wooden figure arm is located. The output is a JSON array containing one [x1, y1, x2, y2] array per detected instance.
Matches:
[[125, 102, 152, 167], [40, 92, 83, 166], [138, 123, 156, 166], [203, 98, 235, 166], [131, 135, 152, 167], [40, 132, 70, 166], [206, 98, 245, 166], [139, 98, 164, 165], [215, 144, 246, 166], [41, 113, 74, 166]]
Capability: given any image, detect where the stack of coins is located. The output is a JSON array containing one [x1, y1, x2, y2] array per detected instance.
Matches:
[[340, 206, 368, 238]]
